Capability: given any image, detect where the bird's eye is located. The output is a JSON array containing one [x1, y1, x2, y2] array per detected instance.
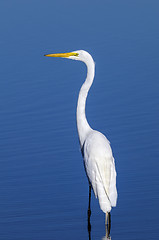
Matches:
[[74, 53, 79, 57]]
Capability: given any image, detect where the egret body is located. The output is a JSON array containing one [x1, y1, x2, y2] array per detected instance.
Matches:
[[44, 50, 117, 235]]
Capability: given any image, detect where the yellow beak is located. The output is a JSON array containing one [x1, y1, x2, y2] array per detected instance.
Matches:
[[44, 52, 79, 58]]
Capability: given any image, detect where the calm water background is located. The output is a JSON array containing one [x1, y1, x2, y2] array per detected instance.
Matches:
[[0, 0, 159, 239]]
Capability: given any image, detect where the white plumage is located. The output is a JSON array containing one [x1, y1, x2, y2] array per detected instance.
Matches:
[[75, 50, 117, 214], [44, 50, 117, 234], [83, 130, 117, 213]]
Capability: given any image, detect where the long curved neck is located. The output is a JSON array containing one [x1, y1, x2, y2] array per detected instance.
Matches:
[[76, 59, 95, 147]]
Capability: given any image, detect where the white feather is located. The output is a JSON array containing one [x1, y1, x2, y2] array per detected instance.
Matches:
[[45, 50, 117, 216], [83, 131, 117, 213]]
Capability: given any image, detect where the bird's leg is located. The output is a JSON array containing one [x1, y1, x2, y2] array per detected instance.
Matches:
[[105, 212, 111, 238], [88, 184, 91, 216], [87, 184, 92, 232]]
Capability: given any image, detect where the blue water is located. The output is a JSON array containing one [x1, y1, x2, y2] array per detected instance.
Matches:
[[0, 0, 159, 239]]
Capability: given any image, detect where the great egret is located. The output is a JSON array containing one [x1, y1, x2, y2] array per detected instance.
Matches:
[[44, 50, 117, 236]]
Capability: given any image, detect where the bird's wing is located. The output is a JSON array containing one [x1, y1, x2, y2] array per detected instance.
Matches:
[[84, 154, 117, 209], [84, 134, 117, 207], [95, 155, 111, 198], [96, 155, 117, 207], [84, 153, 113, 212]]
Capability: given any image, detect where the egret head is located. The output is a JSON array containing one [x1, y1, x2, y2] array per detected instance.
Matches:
[[44, 50, 94, 65]]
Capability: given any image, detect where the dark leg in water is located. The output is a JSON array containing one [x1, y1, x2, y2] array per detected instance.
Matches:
[[87, 184, 92, 233], [105, 212, 111, 238]]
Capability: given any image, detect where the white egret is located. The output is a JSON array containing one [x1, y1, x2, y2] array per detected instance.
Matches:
[[44, 50, 117, 236]]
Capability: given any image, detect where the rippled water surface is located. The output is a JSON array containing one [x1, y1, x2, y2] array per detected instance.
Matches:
[[0, 0, 159, 239]]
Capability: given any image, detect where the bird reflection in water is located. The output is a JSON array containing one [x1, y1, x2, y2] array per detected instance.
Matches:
[[102, 234, 112, 240]]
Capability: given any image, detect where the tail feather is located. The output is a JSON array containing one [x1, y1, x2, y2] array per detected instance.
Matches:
[[109, 158, 117, 207], [96, 180, 111, 213]]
